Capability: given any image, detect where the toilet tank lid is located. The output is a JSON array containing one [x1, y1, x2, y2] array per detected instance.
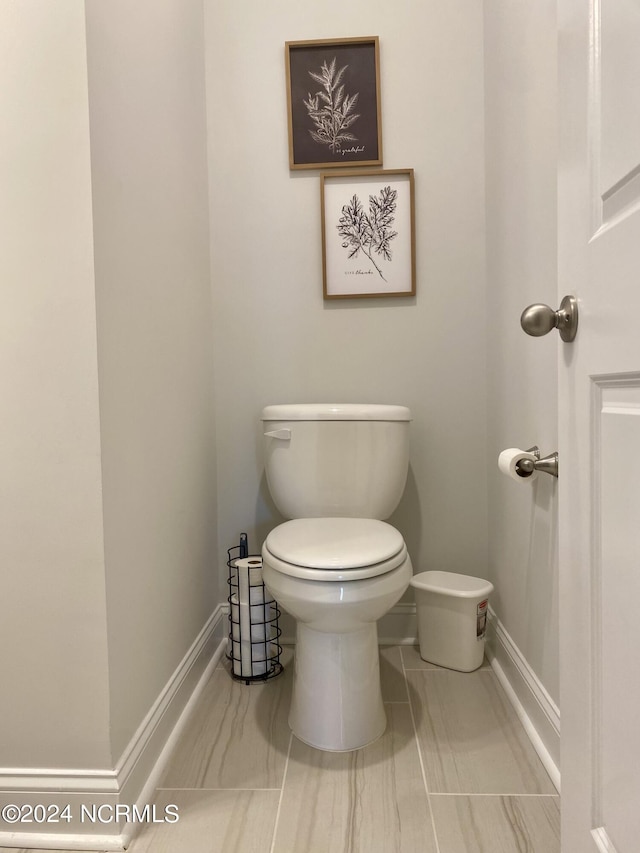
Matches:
[[261, 403, 411, 421]]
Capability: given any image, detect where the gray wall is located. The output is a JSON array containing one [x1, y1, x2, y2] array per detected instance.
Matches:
[[0, 0, 217, 771], [484, 0, 559, 703], [0, 0, 111, 769], [204, 0, 489, 601], [86, 0, 217, 761]]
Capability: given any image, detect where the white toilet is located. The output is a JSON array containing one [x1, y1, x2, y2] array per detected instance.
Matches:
[[260, 403, 413, 751]]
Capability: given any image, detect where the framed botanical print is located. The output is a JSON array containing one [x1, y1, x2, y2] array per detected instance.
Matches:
[[321, 169, 416, 299], [285, 37, 382, 170]]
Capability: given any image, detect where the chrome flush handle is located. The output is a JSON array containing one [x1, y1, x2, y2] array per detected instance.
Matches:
[[263, 429, 291, 440]]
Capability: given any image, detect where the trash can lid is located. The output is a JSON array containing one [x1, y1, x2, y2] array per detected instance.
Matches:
[[410, 570, 493, 598]]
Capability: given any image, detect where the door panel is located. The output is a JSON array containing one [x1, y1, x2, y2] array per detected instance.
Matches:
[[600, 0, 640, 197], [596, 378, 640, 852], [559, 1, 640, 850]]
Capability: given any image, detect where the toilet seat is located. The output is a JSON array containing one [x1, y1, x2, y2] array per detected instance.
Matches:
[[263, 518, 407, 582]]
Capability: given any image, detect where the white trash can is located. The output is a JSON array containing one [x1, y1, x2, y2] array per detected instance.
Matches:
[[410, 571, 494, 672]]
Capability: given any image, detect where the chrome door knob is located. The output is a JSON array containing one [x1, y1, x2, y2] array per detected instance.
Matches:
[[520, 304, 557, 336], [520, 294, 578, 342]]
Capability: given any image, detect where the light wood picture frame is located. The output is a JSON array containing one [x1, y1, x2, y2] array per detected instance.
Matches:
[[321, 169, 416, 299], [285, 37, 383, 170]]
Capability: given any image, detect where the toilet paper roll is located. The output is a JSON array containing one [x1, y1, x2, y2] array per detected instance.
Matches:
[[249, 586, 275, 605], [229, 557, 278, 678], [234, 588, 253, 677], [498, 448, 538, 482], [230, 640, 278, 677], [233, 557, 264, 586], [230, 595, 276, 643], [231, 640, 270, 677]]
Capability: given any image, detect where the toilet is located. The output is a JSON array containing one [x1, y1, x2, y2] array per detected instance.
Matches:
[[260, 403, 412, 751]]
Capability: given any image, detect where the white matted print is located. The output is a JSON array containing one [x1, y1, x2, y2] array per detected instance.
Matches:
[[321, 169, 415, 299]]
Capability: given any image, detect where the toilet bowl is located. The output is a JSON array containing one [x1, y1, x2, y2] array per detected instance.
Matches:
[[262, 518, 412, 751], [261, 404, 412, 751]]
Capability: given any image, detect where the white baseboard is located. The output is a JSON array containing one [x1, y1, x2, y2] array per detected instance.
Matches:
[[0, 606, 227, 851], [486, 607, 561, 792]]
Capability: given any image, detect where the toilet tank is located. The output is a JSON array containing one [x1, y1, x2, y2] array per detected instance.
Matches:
[[261, 403, 411, 520]]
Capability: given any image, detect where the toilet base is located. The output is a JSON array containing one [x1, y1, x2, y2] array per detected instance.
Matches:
[[289, 622, 386, 751]]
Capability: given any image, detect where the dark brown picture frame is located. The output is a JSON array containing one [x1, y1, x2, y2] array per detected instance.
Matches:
[[285, 37, 383, 170]]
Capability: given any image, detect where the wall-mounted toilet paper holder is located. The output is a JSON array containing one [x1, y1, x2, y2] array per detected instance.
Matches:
[[517, 446, 559, 479]]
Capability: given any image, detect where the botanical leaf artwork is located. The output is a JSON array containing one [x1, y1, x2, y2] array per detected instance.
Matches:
[[303, 57, 360, 153], [337, 186, 398, 280]]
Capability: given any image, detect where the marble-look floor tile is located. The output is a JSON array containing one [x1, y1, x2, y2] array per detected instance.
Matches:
[[127, 789, 280, 853], [401, 643, 442, 670], [379, 645, 408, 701], [431, 794, 560, 852], [401, 644, 491, 670], [406, 669, 555, 794], [272, 703, 436, 853], [160, 649, 292, 789]]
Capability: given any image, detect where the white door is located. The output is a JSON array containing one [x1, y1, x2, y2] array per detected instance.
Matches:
[[558, 1, 640, 850]]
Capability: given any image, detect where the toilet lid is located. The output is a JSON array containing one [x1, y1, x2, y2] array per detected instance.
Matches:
[[264, 518, 405, 570]]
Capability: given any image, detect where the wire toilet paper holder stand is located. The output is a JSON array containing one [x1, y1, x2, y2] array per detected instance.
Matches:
[[226, 543, 283, 684]]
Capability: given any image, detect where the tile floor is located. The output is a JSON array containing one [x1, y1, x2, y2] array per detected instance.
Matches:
[[4, 645, 560, 853]]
